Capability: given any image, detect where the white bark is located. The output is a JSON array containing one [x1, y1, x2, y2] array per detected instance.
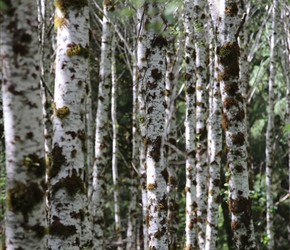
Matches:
[[143, 1, 168, 249], [184, 0, 197, 248], [111, 34, 123, 249], [208, 0, 256, 248], [265, 1, 277, 248], [193, 1, 209, 248], [136, 6, 148, 250], [92, 1, 113, 249], [1, 1, 47, 249], [205, 35, 222, 250], [48, 1, 92, 249], [126, 50, 139, 250]]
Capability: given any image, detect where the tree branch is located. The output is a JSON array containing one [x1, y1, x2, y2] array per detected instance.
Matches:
[[235, 13, 247, 40]]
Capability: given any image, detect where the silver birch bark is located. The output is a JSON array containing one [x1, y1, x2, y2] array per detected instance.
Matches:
[[1, 1, 47, 249], [265, 0, 277, 248], [165, 35, 181, 249], [92, 0, 113, 249], [126, 53, 139, 250], [205, 35, 222, 250], [136, 6, 148, 249], [193, 1, 209, 248], [143, 1, 168, 249], [209, 0, 256, 249], [237, 1, 252, 190], [48, 1, 92, 249], [86, 81, 94, 209], [111, 34, 123, 249], [184, 0, 197, 248]]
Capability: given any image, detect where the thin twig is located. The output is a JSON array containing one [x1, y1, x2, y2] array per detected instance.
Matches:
[[235, 13, 247, 40], [40, 76, 53, 98]]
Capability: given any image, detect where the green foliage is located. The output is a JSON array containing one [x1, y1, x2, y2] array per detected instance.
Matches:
[[0, 0, 9, 11], [120, 6, 134, 17]]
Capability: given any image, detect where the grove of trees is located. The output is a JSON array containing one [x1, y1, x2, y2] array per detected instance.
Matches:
[[0, 0, 289, 249]]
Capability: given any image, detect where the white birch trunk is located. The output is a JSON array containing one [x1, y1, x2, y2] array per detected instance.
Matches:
[[193, 1, 209, 248], [86, 82, 94, 208], [1, 1, 47, 249], [205, 36, 222, 250], [143, 1, 168, 249], [237, 1, 251, 188], [111, 34, 123, 249], [48, 1, 92, 249], [136, 6, 148, 249], [265, 1, 277, 248], [208, 0, 256, 248], [92, 1, 113, 249], [184, 0, 197, 248]]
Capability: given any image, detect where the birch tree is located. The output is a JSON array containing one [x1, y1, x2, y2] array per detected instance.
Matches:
[[265, 1, 277, 248], [193, 1, 209, 248], [1, 0, 47, 248], [143, 1, 168, 248], [111, 33, 123, 249], [136, 5, 148, 249], [208, 0, 256, 248], [92, 0, 113, 248], [184, 0, 197, 248], [205, 28, 222, 250], [48, 0, 92, 249]]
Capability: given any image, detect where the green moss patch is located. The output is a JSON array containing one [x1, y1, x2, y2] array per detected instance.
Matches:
[[66, 44, 89, 58], [55, 106, 70, 119], [23, 154, 46, 178]]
